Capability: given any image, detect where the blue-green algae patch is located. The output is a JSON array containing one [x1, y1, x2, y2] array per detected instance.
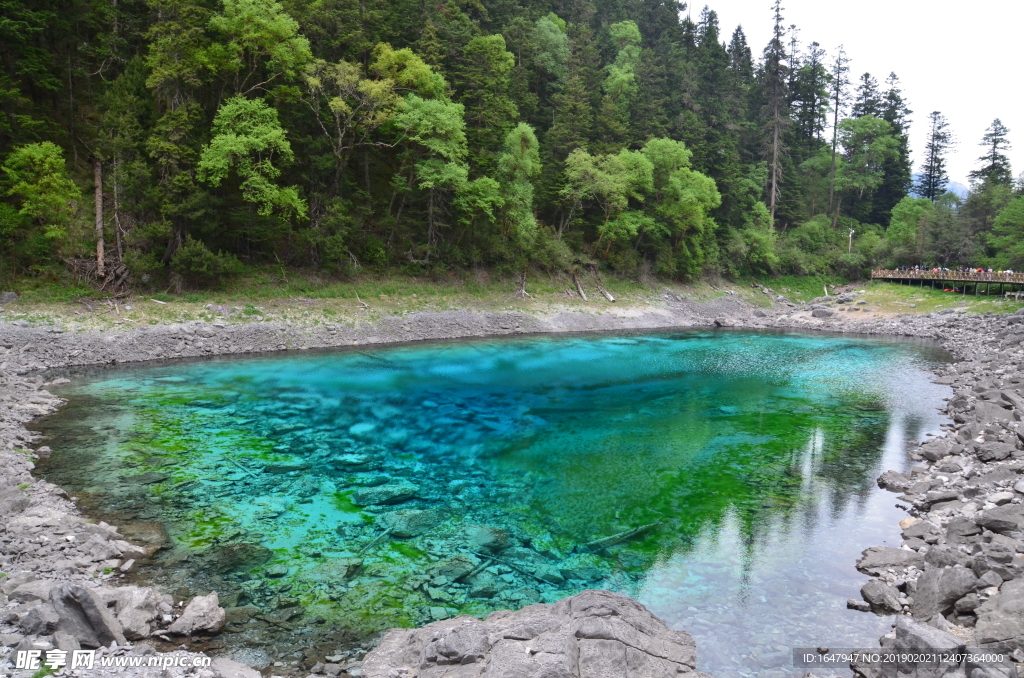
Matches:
[[33, 330, 951, 677]]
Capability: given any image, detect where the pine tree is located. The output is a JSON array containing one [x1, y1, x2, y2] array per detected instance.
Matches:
[[827, 45, 850, 214], [916, 111, 954, 201], [761, 0, 789, 225], [871, 72, 913, 224], [851, 73, 880, 118], [789, 41, 829, 157], [969, 119, 1013, 186]]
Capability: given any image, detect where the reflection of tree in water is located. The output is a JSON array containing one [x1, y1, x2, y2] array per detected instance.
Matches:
[[587, 392, 894, 583]]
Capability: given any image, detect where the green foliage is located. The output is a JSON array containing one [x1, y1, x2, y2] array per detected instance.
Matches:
[[207, 0, 312, 95], [1, 142, 81, 255], [198, 96, 306, 218], [497, 123, 541, 244], [990, 197, 1024, 270], [171, 235, 243, 285], [0, 0, 1016, 287]]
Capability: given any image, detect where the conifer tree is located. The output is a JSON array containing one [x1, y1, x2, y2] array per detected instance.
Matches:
[[916, 111, 954, 201], [969, 119, 1013, 186]]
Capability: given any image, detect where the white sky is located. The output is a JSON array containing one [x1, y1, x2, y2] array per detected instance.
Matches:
[[702, 0, 1023, 187]]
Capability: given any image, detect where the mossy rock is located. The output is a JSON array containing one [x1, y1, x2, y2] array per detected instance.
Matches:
[[209, 542, 274, 573]]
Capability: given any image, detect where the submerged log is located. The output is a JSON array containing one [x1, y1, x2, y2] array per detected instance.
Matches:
[[583, 522, 660, 552]]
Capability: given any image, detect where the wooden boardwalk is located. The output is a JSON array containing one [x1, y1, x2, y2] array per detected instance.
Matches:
[[871, 269, 1024, 297]]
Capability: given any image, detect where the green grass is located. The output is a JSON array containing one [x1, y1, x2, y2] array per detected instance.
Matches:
[[763, 274, 849, 303], [861, 279, 1024, 314]]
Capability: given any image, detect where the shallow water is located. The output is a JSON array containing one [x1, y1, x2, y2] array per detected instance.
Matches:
[[34, 330, 950, 676]]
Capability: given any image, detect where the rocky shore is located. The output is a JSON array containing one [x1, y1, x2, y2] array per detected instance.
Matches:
[[2, 288, 1023, 677]]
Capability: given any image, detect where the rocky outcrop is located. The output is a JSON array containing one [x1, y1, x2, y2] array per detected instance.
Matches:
[[853, 306, 1024, 673], [362, 589, 711, 678]]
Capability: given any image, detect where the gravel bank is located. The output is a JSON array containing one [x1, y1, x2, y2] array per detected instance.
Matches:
[[2, 290, 1021, 677]]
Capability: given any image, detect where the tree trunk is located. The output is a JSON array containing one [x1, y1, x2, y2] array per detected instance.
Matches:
[[94, 158, 105, 278]]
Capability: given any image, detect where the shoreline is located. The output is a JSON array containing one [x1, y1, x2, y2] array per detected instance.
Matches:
[[3, 293, 1022, 677]]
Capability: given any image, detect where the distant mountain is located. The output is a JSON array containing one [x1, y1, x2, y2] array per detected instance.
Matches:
[[909, 174, 970, 199]]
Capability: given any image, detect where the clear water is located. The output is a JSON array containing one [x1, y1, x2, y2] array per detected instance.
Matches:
[[34, 330, 950, 677]]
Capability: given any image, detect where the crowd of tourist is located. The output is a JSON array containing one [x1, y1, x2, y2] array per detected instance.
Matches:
[[877, 266, 1018, 279]]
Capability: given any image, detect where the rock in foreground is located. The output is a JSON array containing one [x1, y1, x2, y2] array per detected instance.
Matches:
[[362, 589, 711, 678]]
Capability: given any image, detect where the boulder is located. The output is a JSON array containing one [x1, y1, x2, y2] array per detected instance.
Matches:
[[861, 579, 902, 614], [976, 505, 1024, 534], [167, 592, 226, 636], [912, 567, 978, 620], [977, 441, 1015, 463], [0, 486, 30, 515], [49, 585, 127, 648], [1, 572, 35, 595], [975, 578, 1024, 652], [945, 516, 982, 543], [811, 308, 834, 318], [212, 657, 262, 678], [18, 604, 59, 635], [856, 546, 923, 575], [106, 586, 167, 639], [378, 509, 441, 538], [877, 470, 912, 492], [362, 589, 707, 678], [429, 554, 480, 582], [208, 543, 274, 573], [8, 580, 55, 603], [465, 525, 512, 552], [352, 481, 418, 506], [976, 401, 1014, 426]]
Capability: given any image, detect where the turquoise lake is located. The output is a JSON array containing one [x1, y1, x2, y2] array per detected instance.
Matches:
[[34, 330, 951, 677]]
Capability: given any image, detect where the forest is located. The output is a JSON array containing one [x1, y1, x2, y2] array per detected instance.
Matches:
[[1, 0, 1022, 291]]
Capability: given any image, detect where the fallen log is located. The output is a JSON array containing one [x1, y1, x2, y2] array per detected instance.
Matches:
[[583, 522, 660, 552]]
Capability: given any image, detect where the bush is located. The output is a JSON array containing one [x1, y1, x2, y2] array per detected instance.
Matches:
[[170, 236, 243, 287]]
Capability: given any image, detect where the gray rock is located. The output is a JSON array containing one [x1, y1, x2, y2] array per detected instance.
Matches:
[[107, 586, 165, 639], [975, 578, 1024, 652], [861, 579, 902, 614], [878, 470, 912, 492], [465, 525, 512, 553], [812, 308, 834, 318], [361, 589, 704, 678], [168, 592, 226, 636], [52, 630, 80, 652], [352, 481, 418, 506], [18, 604, 59, 635], [212, 657, 262, 678], [945, 516, 982, 543], [429, 554, 480, 582], [0, 486, 30, 515], [49, 584, 127, 648], [856, 546, 923, 575], [1, 572, 36, 595], [978, 441, 1015, 462], [209, 543, 274, 573], [378, 509, 441, 538], [0, 291, 16, 303], [912, 567, 978, 620], [976, 505, 1024, 534], [8, 580, 55, 603]]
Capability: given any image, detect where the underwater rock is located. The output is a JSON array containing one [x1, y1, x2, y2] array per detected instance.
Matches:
[[378, 509, 441, 538], [362, 589, 705, 678], [352, 481, 418, 506], [168, 591, 226, 636], [117, 521, 171, 552], [465, 525, 511, 552], [263, 461, 309, 473], [467, 573, 500, 599], [429, 554, 480, 582], [209, 542, 274, 573]]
